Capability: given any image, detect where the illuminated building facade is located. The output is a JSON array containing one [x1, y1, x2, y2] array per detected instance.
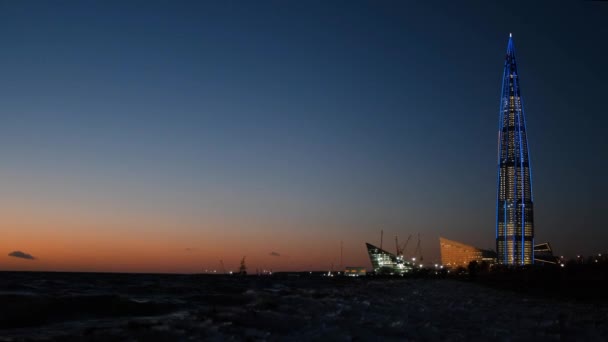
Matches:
[[439, 237, 496, 268], [496, 34, 535, 265], [365, 243, 413, 275]]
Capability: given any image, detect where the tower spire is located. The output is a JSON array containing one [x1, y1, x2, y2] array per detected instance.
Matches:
[[506, 33, 515, 56]]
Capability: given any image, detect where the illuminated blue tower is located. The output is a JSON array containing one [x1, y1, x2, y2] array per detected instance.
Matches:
[[496, 34, 534, 265]]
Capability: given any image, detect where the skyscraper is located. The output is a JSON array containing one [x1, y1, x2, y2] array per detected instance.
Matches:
[[496, 34, 534, 265]]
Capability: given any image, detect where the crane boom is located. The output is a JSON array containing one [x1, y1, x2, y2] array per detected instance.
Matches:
[[413, 233, 423, 261], [395, 234, 412, 256]]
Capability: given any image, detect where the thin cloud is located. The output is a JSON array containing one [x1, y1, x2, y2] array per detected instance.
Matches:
[[269, 251, 281, 257], [8, 251, 36, 260]]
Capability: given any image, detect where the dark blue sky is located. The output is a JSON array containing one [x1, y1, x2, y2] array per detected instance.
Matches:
[[1, 1, 606, 271]]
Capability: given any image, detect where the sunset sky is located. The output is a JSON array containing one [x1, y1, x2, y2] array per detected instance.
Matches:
[[1, 1, 606, 273]]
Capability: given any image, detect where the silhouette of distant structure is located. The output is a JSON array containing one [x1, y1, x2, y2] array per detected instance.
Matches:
[[238, 257, 247, 275], [496, 33, 535, 265]]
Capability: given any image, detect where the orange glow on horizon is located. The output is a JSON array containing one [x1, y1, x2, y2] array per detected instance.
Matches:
[[0, 211, 374, 273]]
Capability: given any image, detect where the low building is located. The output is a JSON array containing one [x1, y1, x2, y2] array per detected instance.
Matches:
[[344, 266, 366, 277], [439, 237, 497, 268], [365, 243, 413, 275]]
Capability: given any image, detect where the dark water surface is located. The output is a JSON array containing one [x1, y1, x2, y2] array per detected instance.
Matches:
[[0, 272, 606, 341]]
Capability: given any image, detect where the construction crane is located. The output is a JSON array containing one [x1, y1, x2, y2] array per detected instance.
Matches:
[[413, 233, 423, 261], [395, 234, 412, 256], [395, 236, 400, 256], [340, 240, 343, 270], [219, 260, 226, 274]]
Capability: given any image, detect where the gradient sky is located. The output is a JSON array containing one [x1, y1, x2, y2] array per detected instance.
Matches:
[[1, 1, 606, 273]]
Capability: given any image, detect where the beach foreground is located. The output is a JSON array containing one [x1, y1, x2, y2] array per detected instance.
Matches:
[[1, 272, 607, 341]]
